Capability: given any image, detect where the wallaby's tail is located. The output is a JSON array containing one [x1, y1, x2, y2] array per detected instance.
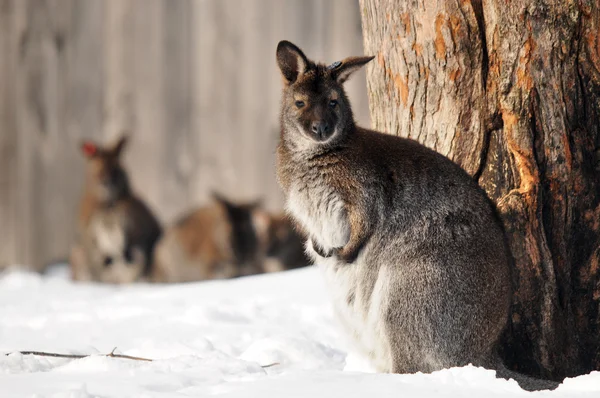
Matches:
[[491, 356, 561, 391]]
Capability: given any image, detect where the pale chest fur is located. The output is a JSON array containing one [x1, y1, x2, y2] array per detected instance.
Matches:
[[317, 253, 393, 372], [85, 210, 145, 284], [285, 180, 350, 251], [286, 176, 393, 371], [281, 155, 391, 370], [88, 211, 126, 257]]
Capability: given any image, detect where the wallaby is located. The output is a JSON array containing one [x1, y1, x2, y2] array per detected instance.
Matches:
[[70, 136, 162, 284], [275, 40, 559, 391], [263, 213, 311, 273], [151, 193, 271, 283]]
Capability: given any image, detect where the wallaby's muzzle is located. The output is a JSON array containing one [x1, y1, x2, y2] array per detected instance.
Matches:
[[311, 121, 332, 141]]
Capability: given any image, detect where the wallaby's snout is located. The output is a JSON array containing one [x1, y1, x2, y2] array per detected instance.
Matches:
[[100, 166, 119, 185], [97, 164, 126, 197], [294, 92, 340, 143], [311, 120, 331, 141]]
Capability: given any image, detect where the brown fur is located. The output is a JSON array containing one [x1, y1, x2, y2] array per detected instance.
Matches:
[[151, 194, 270, 283], [70, 136, 162, 284], [274, 41, 557, 391]]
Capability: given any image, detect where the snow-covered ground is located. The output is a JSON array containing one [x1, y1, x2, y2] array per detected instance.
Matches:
[[0, 265, 598, 398]]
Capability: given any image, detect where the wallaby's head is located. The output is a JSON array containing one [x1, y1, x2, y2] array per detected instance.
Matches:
[[266, 214, 310, 269], [276, 40, 373, 149], [212, 192, 270, 271], [80, 136, 131, 203]]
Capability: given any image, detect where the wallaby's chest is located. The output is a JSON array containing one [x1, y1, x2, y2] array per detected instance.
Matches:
[[285, 176, 350, 251], [87, 210, 126, 256]]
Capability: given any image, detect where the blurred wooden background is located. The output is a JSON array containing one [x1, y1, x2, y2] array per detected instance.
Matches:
[[0, 0, 369, 270]]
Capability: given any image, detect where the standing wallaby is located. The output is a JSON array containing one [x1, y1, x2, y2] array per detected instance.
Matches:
[[275, 41, 558, 391], [263, 213, 311, 273], [70, 136, 162, 284], [151, 193, 271, 283]]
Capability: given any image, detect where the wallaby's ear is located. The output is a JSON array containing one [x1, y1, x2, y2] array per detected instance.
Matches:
[[212, 191, 234, 210], [81, 140, 99, 158], [213, 191, 263, 211], [110, 135, 129, 157], [329, 56, 375, 84], [276, 40, 310, 84], [246, 198, 264, 211]]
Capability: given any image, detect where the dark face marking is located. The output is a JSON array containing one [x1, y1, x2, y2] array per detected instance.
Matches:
[[282, 66, 351, 144], [88, 155, 130, 202]]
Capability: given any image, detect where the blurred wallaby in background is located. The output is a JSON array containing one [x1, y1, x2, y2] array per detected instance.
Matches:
[[151, 193, 272, 283], [70, 137, 162, 284]]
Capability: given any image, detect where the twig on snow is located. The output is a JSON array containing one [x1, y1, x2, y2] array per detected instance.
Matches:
[[5, 348, 152, 362], [260, 362, 280, 368], [5, 348, 280, 368]]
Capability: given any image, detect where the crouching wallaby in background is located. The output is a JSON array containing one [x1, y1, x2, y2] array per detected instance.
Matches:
[[70, 136, 162, 284], [151, 193, 271, 283], [263, 213, 311, 272], [275, 40, 559, 391]]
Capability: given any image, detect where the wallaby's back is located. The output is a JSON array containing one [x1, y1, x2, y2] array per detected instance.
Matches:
[[151, 194, 270, 283], [324, 128, 510, 371]]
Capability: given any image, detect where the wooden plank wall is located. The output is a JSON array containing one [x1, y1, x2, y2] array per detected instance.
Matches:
[[0, 0, 369, 270]]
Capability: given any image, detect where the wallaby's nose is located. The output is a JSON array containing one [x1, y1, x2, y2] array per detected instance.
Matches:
[[311, 121, 330, 139]]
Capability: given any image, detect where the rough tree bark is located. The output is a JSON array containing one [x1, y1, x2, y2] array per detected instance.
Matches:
[[359, 0, 600, 380]]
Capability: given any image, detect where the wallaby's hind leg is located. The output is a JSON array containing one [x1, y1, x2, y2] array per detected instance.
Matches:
[[384, 256, 507, 375], [390, 358, 426, 374], [482, 354, 561, 391], [387, 335, 463, 374]]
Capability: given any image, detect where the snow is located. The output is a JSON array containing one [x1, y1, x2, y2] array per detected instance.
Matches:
[[0, 266, 598, 397]]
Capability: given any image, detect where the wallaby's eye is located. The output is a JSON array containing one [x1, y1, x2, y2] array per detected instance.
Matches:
[[295, 100, 305, 108], [329, 99, 338, 108]]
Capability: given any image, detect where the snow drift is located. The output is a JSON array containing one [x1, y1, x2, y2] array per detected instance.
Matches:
[[0, 266, 598, 397]]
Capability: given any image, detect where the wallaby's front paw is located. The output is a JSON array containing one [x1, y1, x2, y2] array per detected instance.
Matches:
[[334, 246, 359, 264], [310, 239, 332, 258]]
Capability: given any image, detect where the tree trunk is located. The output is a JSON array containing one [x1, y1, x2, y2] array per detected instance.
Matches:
[[359, 0, 600, 380]]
